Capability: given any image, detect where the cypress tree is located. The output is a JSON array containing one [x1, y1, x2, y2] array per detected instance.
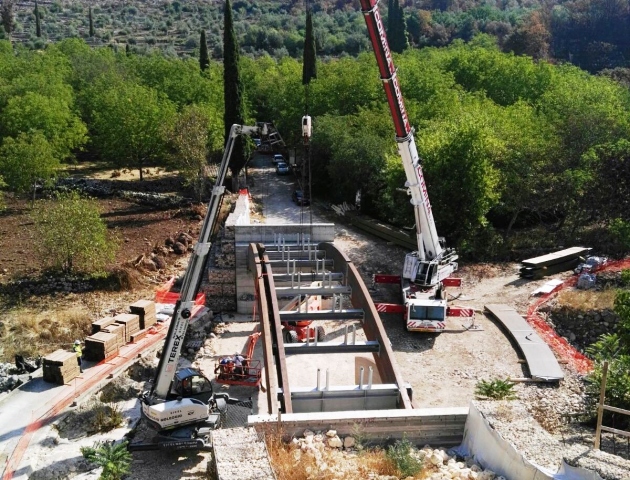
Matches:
[[1, 0, 13, 37], [386, 0, 396, 45], [88, 6, 94, 37], [223, 0, 246, 181], [302, 10, 317, 86], [199, 30, 210, 71], [34, 1, 41, 37], [389, 0, 408, 53]]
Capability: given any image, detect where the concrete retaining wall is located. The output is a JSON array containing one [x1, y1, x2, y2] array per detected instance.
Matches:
[[249, 407, 469, 447]]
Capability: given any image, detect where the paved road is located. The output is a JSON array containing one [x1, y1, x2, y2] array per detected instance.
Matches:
[[0, 323, 170, 480], [248, 153, 323, 225]]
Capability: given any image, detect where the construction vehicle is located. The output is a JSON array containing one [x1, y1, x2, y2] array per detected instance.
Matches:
[[135, 123, 268, 450], [214, 331, 263, 387], [360, 0, 474, 332], [280, 286, 326, 343]]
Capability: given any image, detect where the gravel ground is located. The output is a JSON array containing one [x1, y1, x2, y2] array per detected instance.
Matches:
[[14, 165, 630, 480]]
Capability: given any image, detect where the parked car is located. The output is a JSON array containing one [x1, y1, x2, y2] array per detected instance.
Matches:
[[276, 162, 290, 175], [292, 189, 310, 206], [253, 138, 262, 148], [273, 154, 285, 164]]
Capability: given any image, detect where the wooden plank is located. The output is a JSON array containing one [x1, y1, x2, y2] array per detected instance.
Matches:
[[601, 426, 630, 438], [603, 404, 630, 416], [521, 247, 590, 268]]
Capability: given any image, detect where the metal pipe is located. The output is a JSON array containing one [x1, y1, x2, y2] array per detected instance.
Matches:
[[352, 324, 356, 344], [326, 369, 330, 390], [317, 368, 321, 391], [359, 367, 364, 389], [344, 325, 348, 344], [368, 366, 373, 389]]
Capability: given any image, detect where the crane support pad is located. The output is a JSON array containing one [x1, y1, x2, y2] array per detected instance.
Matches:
[[485, 304, 564, 382], [374, 274, 401, 284], [447, 307, 474, 318], [284, 341, 380, 355], [442, 278, 462, 287], [375, 303, 406, 314]]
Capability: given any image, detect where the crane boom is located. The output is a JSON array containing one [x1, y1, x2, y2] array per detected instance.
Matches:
[[360, 0, 457, 286], [152, 123, 266, 399]]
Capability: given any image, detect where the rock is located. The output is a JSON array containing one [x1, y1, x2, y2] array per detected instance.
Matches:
[[165, 236, 175, 246], [141, 259, 157, 271], [343, 436, 355, 448], [327, 436, 342, 448], [173, 242, 187, 254], [325, 429, 337, 438], [303, 429, 314, 437], [153, 256, 166, 270]]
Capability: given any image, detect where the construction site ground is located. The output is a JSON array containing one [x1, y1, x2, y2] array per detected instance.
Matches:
[[1, 156, 628, 479]]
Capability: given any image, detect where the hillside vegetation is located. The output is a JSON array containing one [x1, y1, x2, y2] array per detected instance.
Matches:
[[4, 0, 630, 75], [1, 35, 630, 261]]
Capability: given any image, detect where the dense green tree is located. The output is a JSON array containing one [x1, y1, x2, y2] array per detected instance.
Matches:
[[168, 105, 209, 201], [223, 0, 247, 182], [416, 116, 502, 245], [199, 30, 209, 71], [0, 91, 87, 161], [34, 1, 41, 38], [32, 191, 118, 274], [92, 83, 176, 180], [0, 131, 59, 200]]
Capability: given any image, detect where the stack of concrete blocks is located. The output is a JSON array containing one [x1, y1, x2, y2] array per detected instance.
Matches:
[[129, 300, 157, 342], [83, 332, 118, 361], [43, 350, 80, 384], [114, 313, 140, 343]]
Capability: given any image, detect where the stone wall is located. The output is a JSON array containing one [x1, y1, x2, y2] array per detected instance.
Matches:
[[203, 224, 237, 312], [0, 276, 102, 297], [549, 307, 620, 352]]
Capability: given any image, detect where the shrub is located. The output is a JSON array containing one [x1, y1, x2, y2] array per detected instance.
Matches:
[[81, 440, 131, 480], [385, 437, 423, 478], [32, 191, 118, 274], [475, 378, 517, 400]]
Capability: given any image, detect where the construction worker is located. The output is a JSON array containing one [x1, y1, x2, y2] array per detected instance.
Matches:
[[73, 340, 83, 373], [233, 353, 245, 378]]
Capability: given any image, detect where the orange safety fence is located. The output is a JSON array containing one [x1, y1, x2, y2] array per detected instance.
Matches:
[[3, 322, 169, 480], [155, 277, 206, 305], [525, 258, 630, 375]]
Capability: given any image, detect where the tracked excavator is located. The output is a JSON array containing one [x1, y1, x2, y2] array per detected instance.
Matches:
[[131, 123, 268, 451], [360, 0, 474, 332]]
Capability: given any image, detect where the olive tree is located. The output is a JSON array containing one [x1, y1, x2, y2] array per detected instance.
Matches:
[[0, 131, 59, 201], [32, 191, 118, 274]]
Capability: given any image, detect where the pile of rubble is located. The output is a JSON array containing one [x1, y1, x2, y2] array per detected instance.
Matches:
[[288, 429, 503, 479]]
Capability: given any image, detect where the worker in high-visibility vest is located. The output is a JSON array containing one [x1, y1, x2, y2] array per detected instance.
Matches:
[[73, 340, 83, 373]]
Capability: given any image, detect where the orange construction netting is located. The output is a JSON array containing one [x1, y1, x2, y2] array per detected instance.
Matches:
[[526, 258, 630, 375], [155, 277, 206, 305]]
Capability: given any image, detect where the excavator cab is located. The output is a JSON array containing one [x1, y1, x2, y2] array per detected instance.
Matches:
[[169, 368, 214, 404]]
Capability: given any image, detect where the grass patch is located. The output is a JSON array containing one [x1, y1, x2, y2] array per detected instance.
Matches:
[[0, 306, 92, 362], [475, 378, 517, 400], [264, 429, 424, 479], [557, 288, 617, 311]]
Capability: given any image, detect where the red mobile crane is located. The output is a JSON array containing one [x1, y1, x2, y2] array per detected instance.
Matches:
[[359, 0, 473, 332]]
